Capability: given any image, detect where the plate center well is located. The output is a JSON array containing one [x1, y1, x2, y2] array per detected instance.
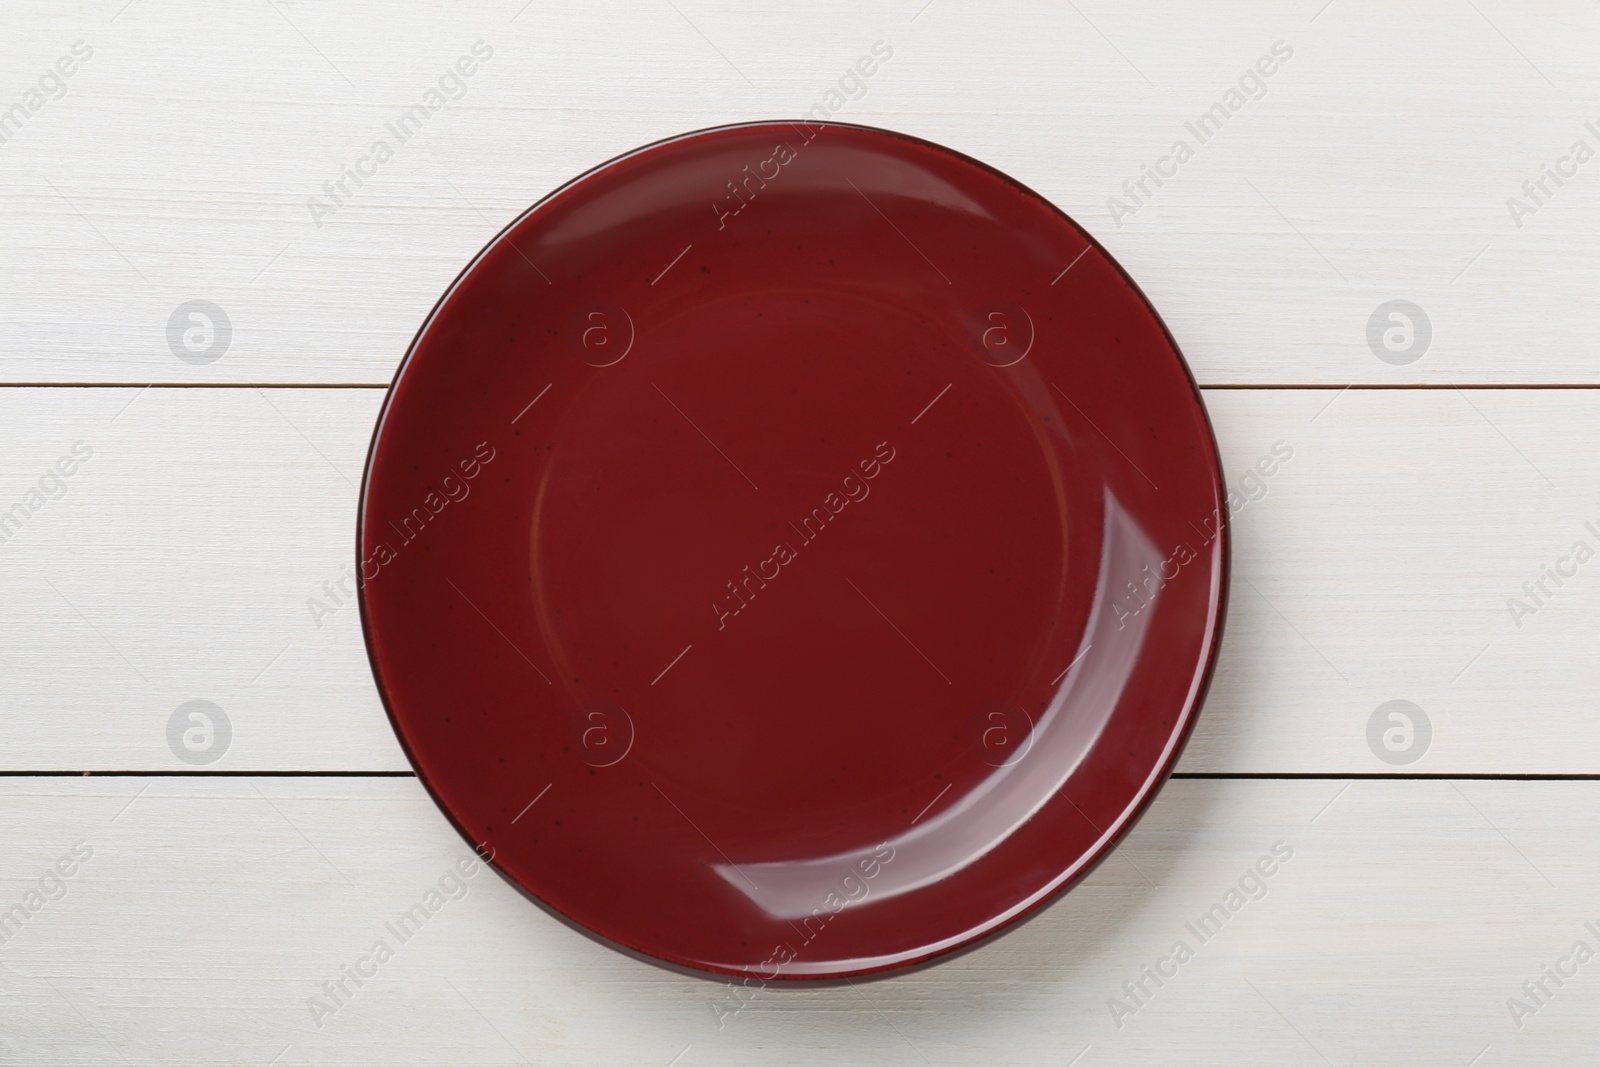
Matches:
[[526, 284, 1077, 842]]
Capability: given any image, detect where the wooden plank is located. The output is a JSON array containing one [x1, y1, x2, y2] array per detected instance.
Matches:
[[1190, 386, 1600, 773], [0, 775, 1592, 1064], [2, 2, 1598, 384], [0, 387, 400, 771], [3, 386, 1598, 772]]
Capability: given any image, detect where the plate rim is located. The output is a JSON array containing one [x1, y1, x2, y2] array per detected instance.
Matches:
[[355, 118, 1232, 983]]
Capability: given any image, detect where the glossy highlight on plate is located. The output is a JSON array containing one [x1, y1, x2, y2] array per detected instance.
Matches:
[[358, 121, 1228, 981]]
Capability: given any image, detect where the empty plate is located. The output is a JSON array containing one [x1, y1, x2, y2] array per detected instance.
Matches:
[[358, 121, 1228, 980]]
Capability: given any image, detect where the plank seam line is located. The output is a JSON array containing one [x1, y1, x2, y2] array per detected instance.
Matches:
[[4, 383, 1600, 391], [0, 771, 1593, 780]]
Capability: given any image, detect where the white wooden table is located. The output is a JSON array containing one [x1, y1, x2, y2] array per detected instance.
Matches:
[[4, 1, 1598, 1062]]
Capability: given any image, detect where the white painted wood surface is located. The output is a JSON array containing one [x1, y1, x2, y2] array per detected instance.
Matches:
[[3, 0, 1599, 384], [3, 386, 1597, 773], [1, 776, 1595, 1065], [6, 0, 1600, 1061]]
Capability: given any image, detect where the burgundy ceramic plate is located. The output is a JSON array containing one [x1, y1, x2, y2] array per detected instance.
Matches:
[[359, 121, 1227, 981]]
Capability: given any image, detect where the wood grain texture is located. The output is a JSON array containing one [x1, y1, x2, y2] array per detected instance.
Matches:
[[1, 386, 1596, 773], [3, 1, 1599, 384], [6, 2, 1600, 1060], [0, 775, 1591, 1065]]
